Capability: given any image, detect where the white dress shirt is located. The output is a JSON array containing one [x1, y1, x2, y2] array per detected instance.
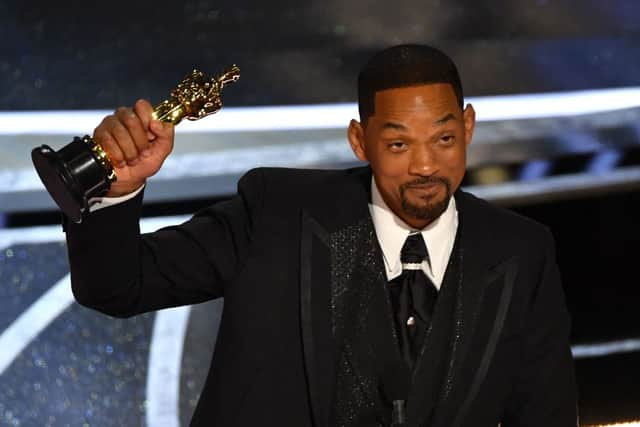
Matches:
[[89, 184, 145, 212], [368, 178, 458, 290]]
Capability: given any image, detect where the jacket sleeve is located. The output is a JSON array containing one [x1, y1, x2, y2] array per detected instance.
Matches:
[[502, 229, 578, 427], [65, 168, 264, 318]]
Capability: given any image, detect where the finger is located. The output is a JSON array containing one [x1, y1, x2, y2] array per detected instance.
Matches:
[[149, 119, 174, 138], [148, 119, 175, 157], [94, 117, 126, 168], [133, 99, 156, 141], [109, 117, 140, 166], [115, 106, 150, 157]]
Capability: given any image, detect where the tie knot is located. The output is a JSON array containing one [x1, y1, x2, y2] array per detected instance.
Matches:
[[400, 233, 428, 264]]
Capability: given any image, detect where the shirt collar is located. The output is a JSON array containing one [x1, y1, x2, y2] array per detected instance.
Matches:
[[368, 177, 458, 282]]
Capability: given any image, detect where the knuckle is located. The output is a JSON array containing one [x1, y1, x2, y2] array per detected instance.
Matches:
[[135, 99, 148, 111], [116, 107, 138, 126], [93, 130, 112, 147], [93, 127, 105, 140], [115, 106, 130, 116], [95, 115, 114, 132], [115, 107, 139, 126], [122, 113, 139, 128]]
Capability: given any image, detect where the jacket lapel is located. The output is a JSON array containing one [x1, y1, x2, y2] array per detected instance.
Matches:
[[300, 210, 334, 427], [300, 166, 394, 426], [328, 214, 401, 426], [447, 255, 518, 427], [429, 192, 520, 427]]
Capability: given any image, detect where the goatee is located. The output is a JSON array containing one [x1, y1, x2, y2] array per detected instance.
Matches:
[[400, 176, 452, 224]]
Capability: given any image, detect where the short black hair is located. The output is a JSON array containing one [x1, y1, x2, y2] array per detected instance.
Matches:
[[357, 44, 464, 123]]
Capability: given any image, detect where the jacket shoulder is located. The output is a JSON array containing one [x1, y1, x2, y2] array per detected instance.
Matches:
[[456, 190, 554, 249], [240, 166, 368, 199], [238, 166, 370, 227], [242, 166, 363, 183]]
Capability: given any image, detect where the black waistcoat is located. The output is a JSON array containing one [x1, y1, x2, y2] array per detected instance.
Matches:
[[328, 216, 463, 427]]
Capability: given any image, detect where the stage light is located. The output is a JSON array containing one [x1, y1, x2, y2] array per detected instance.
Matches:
[[585, 421, 640, 427], [0, 87, 639, 135]]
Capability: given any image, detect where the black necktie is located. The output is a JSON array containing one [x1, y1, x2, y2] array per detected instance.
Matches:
[[389, 233, 439, 368]]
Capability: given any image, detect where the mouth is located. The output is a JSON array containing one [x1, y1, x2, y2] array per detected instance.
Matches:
[[405, 182, 442, 197]]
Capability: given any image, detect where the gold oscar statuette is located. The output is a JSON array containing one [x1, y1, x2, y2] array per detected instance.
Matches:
[[31, 65, 240, 224]]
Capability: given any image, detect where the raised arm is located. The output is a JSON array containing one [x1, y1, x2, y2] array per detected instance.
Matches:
[[64, 101, 262, 317]]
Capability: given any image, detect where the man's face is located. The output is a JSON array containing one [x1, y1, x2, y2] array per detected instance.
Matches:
[[348, 83, 475, 229]]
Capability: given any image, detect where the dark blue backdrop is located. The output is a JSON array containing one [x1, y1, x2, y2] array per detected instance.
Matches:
[[1, 0, 640, 110]]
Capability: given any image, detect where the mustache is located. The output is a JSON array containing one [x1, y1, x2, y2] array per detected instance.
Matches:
[[400, 176, 451, 191]]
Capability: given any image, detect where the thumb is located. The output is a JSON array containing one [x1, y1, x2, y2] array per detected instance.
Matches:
[[149, 119, 175, 154], [149, 119, 174, 140]]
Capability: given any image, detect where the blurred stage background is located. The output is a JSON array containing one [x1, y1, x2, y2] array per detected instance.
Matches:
[[1, 1, 639, 426]]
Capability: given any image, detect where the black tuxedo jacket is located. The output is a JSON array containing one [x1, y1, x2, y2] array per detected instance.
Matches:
[[66, 166, 577, 426]]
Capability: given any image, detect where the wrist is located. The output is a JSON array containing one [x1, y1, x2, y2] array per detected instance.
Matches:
[[105, 181, 145, 198]]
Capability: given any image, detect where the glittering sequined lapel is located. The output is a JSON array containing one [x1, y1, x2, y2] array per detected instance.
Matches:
[[299, 166, 389, 427], [327, 215, 400, 426]]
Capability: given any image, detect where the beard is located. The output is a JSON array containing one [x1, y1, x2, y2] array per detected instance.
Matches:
[[399, 176, 452, 224]]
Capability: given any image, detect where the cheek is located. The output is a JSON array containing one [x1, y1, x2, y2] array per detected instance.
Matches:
[[441, 149, 466, 171], [370, 151, 408, 178], [441, 150, 467, 185], [370, 157, 406, 199]]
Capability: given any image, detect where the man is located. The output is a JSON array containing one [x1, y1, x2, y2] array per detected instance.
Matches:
[[65, 44, 577, 426]]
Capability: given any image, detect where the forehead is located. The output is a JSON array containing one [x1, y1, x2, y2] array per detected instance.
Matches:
[[371, 83, 460, 122]]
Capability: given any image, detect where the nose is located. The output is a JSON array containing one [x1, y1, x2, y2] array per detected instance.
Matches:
[[408, 144, 438, 177]]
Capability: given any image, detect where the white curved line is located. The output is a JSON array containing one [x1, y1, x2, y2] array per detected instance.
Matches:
[[145, 306, 191, 427], [0, 274, 74, 375], [0, 215, 190, 248], [0, 225, 66, 248], [466, 166, 640, 203], [571, 338, 640, 359], [1, 87, 639, 135], [583, 421, 640, 426]]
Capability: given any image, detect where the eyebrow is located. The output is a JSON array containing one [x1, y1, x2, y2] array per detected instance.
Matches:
[[381, 122, 408, 131], [434, 113, 456, 125], [381, 113, 457, 132]]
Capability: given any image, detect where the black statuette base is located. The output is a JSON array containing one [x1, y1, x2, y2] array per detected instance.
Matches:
[[31, 137, 113, 224]]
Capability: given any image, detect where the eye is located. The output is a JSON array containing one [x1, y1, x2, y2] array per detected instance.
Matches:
[[439, 135, 455, 146], [388, 141, 408, 152]]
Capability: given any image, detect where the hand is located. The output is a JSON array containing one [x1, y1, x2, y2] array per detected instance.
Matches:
[[93, 99, 175, 197]]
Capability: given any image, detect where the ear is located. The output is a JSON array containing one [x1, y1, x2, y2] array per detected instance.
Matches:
[[462, 103, 476, 147], [347, 119, 368, 162]]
